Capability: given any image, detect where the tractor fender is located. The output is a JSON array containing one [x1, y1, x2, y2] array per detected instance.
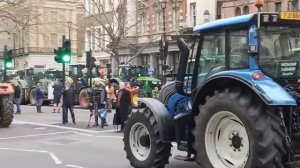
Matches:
[[138, 98, 176, 142], [192, 71, 296, 114]]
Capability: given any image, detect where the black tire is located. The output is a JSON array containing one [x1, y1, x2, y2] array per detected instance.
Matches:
[[194, 88, 286, 168], [124, 108, 172, 168], [0, 95, 14, 128]]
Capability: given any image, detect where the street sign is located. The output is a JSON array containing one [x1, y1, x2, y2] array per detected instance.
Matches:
[[280, 12, 300, 21]]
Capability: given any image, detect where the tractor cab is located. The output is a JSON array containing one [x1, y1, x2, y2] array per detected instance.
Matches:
[[118, 65, 148, 82]]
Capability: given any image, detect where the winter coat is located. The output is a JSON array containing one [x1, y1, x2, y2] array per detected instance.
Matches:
[[52, 83, 63, 103], [35, 87, 44, 100], [62, 88, 75, 106], [14, 85, 21, 99]]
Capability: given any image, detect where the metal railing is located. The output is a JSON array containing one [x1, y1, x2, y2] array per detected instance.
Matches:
[[0, 47, 79, 58]]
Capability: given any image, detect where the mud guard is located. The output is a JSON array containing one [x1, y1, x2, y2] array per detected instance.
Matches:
[[138, 98, 176, 142]]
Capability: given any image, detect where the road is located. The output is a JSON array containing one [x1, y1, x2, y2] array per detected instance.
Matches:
[[0, 105, 199, 168]]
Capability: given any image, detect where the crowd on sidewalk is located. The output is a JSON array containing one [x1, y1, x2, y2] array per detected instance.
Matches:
[[11, 78, 140, 133]]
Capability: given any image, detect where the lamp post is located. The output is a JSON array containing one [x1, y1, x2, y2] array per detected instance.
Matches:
[[67, 20, 72, 39], [204, 10, 210, 23], [160, 0, 167, 83]]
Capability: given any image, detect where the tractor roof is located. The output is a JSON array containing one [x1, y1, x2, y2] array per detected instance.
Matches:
[[194, 14, 255, 33]]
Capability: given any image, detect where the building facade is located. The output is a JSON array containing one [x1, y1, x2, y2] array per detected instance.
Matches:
[[222, 0, 299, 18], [187, 0, 222, 27], [0, 0, 78, 71]]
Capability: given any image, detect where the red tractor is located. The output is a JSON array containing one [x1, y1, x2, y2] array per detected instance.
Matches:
[[0, 83, 14, 127]]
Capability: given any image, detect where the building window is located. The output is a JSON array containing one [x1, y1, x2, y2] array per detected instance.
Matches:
[[275, 2, 282, 12], [292, 0, 298, 11], [140, 13, 147, 34], [190, 3, 196, 26], [50, 11, 58, 22], [243, 6, 249, 15], [50, 33, 58, 48], [173, 8, 179, 29], [216, 1, 222, 19], [235, 7, 241, 16], [156, 12, 163, 33]]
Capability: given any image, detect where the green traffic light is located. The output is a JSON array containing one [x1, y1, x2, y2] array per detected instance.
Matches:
[[62, 54, 71, 63], [5, 62, 12, 68]]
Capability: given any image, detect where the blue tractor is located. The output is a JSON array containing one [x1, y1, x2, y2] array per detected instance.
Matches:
[[123, 11, 300, 168]]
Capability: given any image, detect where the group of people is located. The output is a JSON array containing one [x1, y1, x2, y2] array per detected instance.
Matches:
[[12, 78, 140, 132]]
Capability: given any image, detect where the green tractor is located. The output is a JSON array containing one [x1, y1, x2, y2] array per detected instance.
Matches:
[[9, 68, 62, 105], [69, 63, 106, 109], [110, 65, 161, 98]]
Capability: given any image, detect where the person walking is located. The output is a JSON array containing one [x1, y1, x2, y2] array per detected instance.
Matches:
[[62, 83, 76, 125], [106, 83, 116, 113], [35, 83, 44, 113], [90, 80, 108, 127], [116, 82, 132, 132], [52, 80, 63, 113], [13, 81, 22, 114]]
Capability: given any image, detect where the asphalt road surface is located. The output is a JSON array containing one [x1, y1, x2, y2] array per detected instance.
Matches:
[[0, 105, 199, 168]]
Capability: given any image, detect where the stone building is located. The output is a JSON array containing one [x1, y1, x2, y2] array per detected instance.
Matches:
[[222, 0, 299, 18], [116, 0, 188, 78], [0, 0, 78, 70]]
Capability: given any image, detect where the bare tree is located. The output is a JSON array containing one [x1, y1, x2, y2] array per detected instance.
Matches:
[[75, 0, 160, 66]]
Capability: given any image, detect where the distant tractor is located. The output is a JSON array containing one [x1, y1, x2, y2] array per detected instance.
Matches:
[[110, 65, 161, 98], [69, 63, 105, 109], [124, 11, 300, 168], [0, 83, 14, 127]]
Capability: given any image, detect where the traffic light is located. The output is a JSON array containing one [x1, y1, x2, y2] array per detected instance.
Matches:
[[54, 47, 62, 63], [62, 39, 71, 63], [4, 50, 13, 69], [86, 50, 96, 68], [53, 37, 71, 64]]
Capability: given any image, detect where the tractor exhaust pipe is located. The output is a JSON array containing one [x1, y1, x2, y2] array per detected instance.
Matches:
[[175, 38, 190, 95]]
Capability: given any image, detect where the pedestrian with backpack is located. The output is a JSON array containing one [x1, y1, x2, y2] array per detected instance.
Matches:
[[35, 83, 44, 113]]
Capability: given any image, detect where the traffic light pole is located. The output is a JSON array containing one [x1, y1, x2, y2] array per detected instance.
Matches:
[[62, 35, 66, 87], [3, 45, 7, 82]]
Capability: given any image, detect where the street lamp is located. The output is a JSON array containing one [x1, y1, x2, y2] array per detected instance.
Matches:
[[204, 10, 210, 23], [159, 0, 167, 83], [67, 20, 72, 39]]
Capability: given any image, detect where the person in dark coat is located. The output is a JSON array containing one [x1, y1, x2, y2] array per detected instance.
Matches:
[[35, 83, 44, 113], [52, 80, 63, 113], [116, 82, 132, 132], [89, 80, 108, 127], [13, 81, 22, 114], [62, 83, 76, 125]]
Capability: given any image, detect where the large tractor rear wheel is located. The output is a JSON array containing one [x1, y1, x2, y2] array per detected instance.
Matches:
[[0, 95, 14, 128], [29, 88, 36, 105], [124, 108, 172, 168], [194, 88, 286, 168], [79, 88, 90, 109]]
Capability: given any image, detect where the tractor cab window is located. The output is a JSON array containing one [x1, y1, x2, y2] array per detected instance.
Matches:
[[201, 33, 225, 73], [230, 30, 248, 69], [259, 26, 300, 79]]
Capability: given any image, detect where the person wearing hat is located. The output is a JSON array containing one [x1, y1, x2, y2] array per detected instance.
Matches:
[[90, 79, 108, 127], [62, 83, 76, 125]]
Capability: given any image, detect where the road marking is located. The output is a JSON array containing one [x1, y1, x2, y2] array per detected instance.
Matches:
[[0, 147, 62, 165], [14, 121, 116, 134], [34, 127, 47, 130], [49, 152, 62, 164], [95, 135, 123, 139], [0, 131, 74, 140], [65, 165, 87, 168]]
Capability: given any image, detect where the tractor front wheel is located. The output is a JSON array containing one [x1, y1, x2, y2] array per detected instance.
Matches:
[[29, 88, 36, 105], [124, 108, 171, 168], [194, 88, 286, 168], [0, 95, 14, 128]]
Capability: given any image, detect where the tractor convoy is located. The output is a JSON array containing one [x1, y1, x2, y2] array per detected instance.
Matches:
[[123, 11, 300, 168]]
